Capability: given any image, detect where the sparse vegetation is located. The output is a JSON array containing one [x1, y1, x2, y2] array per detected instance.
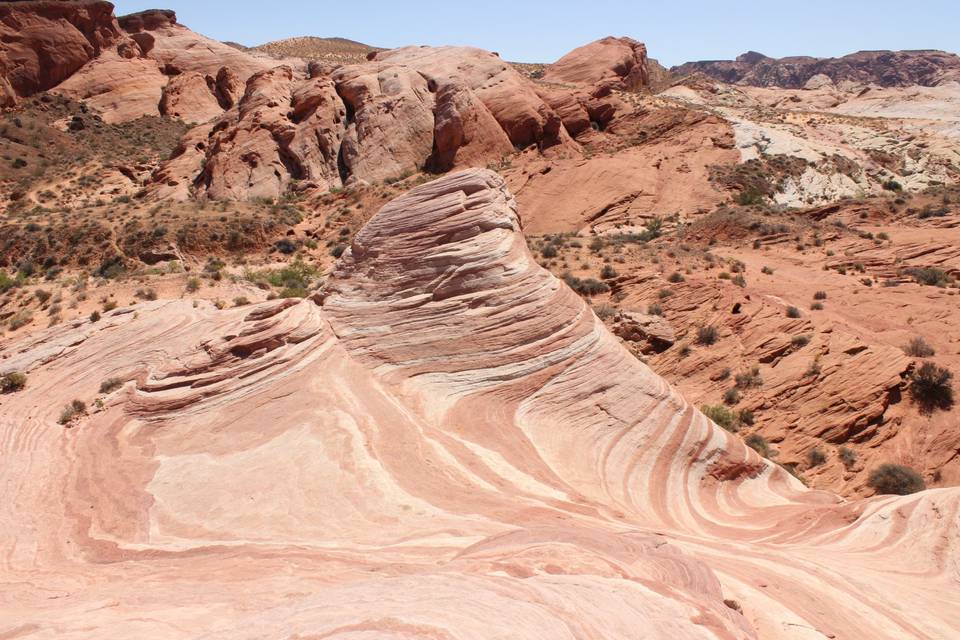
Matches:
[[696, 325, 719, 345], [867, 463, 925, 495], [702, 405, 738, 431], [734, 367, 763, 389], [745, 434, 771, 458], [839, 446, 857, 469], [1, 372, 27, 393], [667, 271, 685, 283], [99, 378, 123, 394], [903, 337, 935, 358], [58, 399, 87, 426], [723, 388, 741, 405], [786, 306, 801, 319], [807, 448, 827, 467], [909, 362, 954, 411]]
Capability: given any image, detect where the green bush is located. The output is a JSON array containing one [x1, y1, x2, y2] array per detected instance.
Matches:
[[786, 306, 801, 319], [813, 291, 827, 300], [868, 463, 925, 495], [1, 372, 27, 393], [600, 265, 618, 279], [541, 244, 558, 259], [647, 303, 663, 316], [667, 271, 685, 283], [702, 405, 738, 431]]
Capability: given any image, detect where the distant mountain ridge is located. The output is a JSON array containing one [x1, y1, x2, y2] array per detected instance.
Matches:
[[671, 49, 960, 88]]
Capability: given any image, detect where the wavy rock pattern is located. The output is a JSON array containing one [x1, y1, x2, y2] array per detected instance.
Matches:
[[0, 170, 958, 638]]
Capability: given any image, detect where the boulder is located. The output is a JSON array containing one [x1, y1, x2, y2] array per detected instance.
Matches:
[[544, 36, 651, 91], [612, 311, 676, 353]]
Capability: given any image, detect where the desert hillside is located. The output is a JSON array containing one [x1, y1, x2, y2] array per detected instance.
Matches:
[[1, 2, 959, 638]]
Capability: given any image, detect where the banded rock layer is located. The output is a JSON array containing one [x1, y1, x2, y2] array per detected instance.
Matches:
[[0, 170, 958, 638]]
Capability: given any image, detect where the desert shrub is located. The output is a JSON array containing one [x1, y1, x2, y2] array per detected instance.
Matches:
[[233, 296, 250, 307], [786, 306, 801, 318], [791, 335, 810, 348], [745, 434, 771, 457], [810, 302, 824, 311], [738, 409, 755, 426], [98, 378, 123, 394], [839, 446, 857, 468], [8, 311, 32, 330], [330, 244, 347, 258], [600, 264, 618, 279], [34, 289, 51, 304], [918, 205, 949, 219], [0, 271, 18, 293], [541, 244, 558, 259], [723, 388, 741, 405], [696, 325, 719, 345], [877, 232, 889, 241], [274, 238, 297, 254], [737, 187, 765, 206], [882, 179, 902, 192], [185, 277, 201, 293], [58, 399, 87, 425], [904, 267, 951, 287], [717, 367, 731, 380], [807, 448, 827, 467], [702, 405, 738, 431], [135, 288, 157, 301], [734, 367, 763, 389], [593, 303, 616, 320], [89, 310, 101, 323], [102, 300, 117, 312], [589, 236, 605, 253], [903, 337, 935, 358], [732, 274, 747, 288], [718, 272, 731, 280], [658, 288, 673, 299], [761, 266, 774, 275], [1, 372, 27, 393], [647, 303, 663, 316], [667, 271, 685, 283], [909, 362, 954, 411], [813, 291, 827, 300], [867, 463, 925, 495]]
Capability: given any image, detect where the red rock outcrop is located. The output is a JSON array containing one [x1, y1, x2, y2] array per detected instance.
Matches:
[[544, 36, 651, 91], [1, 170, 958, 638], [49, 8, 277, 123], [149, 45, 571, 200], [0, 0, 124, 106]]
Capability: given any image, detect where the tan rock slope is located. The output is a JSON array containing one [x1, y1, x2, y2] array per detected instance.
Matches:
[[1, 170, 958, 638]]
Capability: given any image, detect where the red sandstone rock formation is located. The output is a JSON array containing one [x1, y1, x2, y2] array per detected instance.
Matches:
[[1, 169, 958, 638], [544, 36, 651, 91], [0, 0, 124, 107]]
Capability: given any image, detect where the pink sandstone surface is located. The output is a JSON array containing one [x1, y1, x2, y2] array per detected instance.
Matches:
[[0, 169, 957, 638]]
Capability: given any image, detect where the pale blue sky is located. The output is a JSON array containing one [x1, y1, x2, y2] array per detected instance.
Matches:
[[112, 1, 958, 67]]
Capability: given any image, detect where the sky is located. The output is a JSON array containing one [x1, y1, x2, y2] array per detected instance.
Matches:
[[111, 1, 959, 68]]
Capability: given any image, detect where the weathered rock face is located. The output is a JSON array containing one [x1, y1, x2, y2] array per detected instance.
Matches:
[[544, 36, 651, 91], [198, 66, 346, 199], [2, 169, 958, 638], [0, 0, 124, 106], [672, 49, 960, 88], [150, 45, 572, 200], [50, 7, 276, 123]]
